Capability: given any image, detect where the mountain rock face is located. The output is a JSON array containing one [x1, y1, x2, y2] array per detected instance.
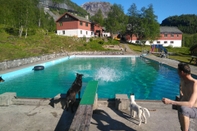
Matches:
[[39, 0, 87, 20], [39, 1, 112, 20], [40, 0, 71, 10], [81, 2, 111, 18]]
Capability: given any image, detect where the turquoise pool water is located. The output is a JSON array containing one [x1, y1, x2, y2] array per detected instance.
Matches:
[[0, 56, 182, 100]]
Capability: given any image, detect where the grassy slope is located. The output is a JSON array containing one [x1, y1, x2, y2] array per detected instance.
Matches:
[[0, 29, 120, 62]]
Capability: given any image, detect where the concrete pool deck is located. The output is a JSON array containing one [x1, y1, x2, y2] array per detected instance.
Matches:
[[0, 47, 197, 131], [0, 99, 183, 131]]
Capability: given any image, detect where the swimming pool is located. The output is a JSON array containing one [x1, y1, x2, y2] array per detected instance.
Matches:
[[0, 55, 182, 100]]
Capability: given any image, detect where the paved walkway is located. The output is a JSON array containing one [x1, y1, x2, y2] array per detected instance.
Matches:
[[121, 43, 139, 55], [144, 54, 197, 75]]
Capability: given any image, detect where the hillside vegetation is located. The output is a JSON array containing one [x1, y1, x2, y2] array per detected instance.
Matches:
[[161, 14, 197, 34], [161, 15, 197, 47], [0, 28, 120, 62]]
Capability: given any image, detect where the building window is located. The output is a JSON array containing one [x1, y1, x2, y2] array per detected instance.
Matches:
[[91, 32, 94, 35], [177, 34, 179, 37], [164, 34, 168, 37], [86, 22, 88, 27], [63, 31, 65, 34], [157, 41, 160, 43], [86, 31, 88, 35], [170, 41, 174, 43], [171, 34, 174, 37], [80, 21, 83, 26], [164, 41, 167, 44], [65, 15, 68, 18], [59, 22, 63, 26], [80, 30, 82, 34]]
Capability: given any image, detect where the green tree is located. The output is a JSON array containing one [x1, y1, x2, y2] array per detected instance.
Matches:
[[52, 0, 65, 3], [127, 3, 141, 40], [193, 34, 197, 46], [0, 0, 55, 36], [140, 4, 160, 41], [127, 4, 159, 43], [91, 9, 104, 26], [105, 4, 127, 38]]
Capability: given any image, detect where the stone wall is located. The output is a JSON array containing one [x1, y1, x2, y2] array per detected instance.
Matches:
[[0, 53, 67, 71], [0, 51, 124, 71]]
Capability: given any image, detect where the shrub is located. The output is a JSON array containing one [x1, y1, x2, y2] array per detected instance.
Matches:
[[98, 40, 104, 44], [82, 36, 87, 42], [108, 38, 113, 43], [5, 27, 18, 36]]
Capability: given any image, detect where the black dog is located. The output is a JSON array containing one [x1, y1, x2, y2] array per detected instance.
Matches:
[[64, 73, 83, 112], [0, 76, 5, 82]]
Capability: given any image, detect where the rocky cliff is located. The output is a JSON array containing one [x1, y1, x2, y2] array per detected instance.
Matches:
[[39, 1, 112, 20], [81, 2, 111, 18]]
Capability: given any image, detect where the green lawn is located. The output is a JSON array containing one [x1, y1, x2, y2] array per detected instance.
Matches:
[[128, 44, 193, 64], [0, 30, 120, 62]]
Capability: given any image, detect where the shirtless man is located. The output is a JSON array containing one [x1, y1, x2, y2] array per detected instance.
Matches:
[[162, 63, 197, 131]]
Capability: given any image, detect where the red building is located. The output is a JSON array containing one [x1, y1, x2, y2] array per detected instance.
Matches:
[[56, 12, 103, 38], [125, 26, 183, 47], [91, 23, 103, 37]]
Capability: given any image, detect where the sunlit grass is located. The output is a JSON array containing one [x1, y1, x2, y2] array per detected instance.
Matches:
[[0, 30, 120, 62], [128, 43, 192, 64]]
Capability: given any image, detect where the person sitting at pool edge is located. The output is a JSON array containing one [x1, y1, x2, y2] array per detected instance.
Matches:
[[162, 63, 197, 131]]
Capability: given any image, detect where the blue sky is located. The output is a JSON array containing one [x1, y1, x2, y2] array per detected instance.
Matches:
[[71, 0, 197, 24]]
